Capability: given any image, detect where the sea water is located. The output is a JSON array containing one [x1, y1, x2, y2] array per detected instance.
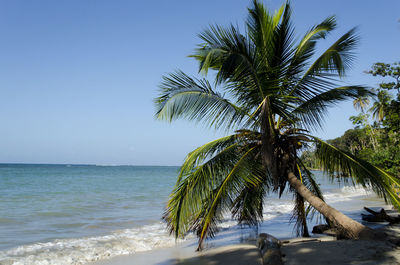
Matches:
[[0, 164, 387, 265]]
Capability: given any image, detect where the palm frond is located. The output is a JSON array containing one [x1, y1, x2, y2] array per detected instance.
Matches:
[[291, 192, 309, 237], [313, 137, 400, 209], [288, 28, 359, 105], [155, 70, 249, 130], [231, 181, 266, 226], [196, 146, 262, 247], [164, 131, 262, 239], [286, 16, 336, 80], [292, 86, 373, 130], [297, 16, 336, 49], [369, 90, 392, 121], [178, 131, 260, 182], [163, 138, 245, 238], [178, 135, 236, 177], [304, 27, 359, 78], [353, 96, 370, 112], [192, 24, 267, 112], [246, 0, 284, 53]]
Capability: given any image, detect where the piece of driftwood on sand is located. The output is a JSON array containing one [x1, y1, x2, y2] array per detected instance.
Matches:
[[361, 207, 400, 224]]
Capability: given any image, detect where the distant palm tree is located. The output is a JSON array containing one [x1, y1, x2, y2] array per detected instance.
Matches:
[[155, 0, 400, 249], [353, 96, 370, 113], [352, 95, 379, 149], [370, 90, 392, 122]]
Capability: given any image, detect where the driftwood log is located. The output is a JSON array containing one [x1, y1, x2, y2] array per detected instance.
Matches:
[[361, 207, 400, 224], [312, 224, 350, 239]]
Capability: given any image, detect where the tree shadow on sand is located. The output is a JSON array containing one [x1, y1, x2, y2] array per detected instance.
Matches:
[[155, 244, 262, 265]]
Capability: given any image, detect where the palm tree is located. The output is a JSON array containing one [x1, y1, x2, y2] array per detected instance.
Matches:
[[353, 96, 370, 113], [352, 95, 379, 149], [155, 0, 400, 249], [370, 90, 392, 122]]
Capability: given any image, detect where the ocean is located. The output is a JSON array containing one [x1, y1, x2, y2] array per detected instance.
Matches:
[[0, 164, 388, 265]]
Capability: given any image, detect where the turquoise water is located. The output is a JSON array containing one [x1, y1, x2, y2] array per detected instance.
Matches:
[[0, 164, 178, 250], [0, 164, 386, 265]]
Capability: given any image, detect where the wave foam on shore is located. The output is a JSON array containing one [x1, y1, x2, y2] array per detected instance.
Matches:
[[0, 223, 189, 265]]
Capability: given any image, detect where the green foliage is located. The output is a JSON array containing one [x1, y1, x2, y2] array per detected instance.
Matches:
[[367, 62, 400, 93], [382, 94, 400, 132], [353, 96, 370, 112], [349, 113, 370, 129], [323, 126, 399, 177], [155, 1, 399, 248], [299, 149, 318, 169], [370, 90, 392, 122], [314, 138, 400, 207], [328, 128, 371, 154], [318, 62, 400, 177]]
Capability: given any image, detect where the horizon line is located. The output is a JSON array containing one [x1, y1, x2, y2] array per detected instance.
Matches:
[[0, 162, 181, 167]]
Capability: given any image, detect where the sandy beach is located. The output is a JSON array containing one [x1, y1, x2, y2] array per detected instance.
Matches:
[[88, 224, 400, 265], [83, 199, 399, 265], [89, 243, 263, 265], [281, 225, 400, 265]]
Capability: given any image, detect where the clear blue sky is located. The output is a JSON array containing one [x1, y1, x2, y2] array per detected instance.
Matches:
[[0, 0, 399, 165]]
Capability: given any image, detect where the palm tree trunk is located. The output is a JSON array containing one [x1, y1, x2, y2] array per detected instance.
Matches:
[[367, 124, 378, 150], [287, 172, 375, 239], [261, 98, 278, 185]]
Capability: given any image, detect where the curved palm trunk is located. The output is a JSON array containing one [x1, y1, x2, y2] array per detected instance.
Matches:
[[287, 172, 375, 239]]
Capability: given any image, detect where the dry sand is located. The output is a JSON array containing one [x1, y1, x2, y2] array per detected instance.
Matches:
[[281, 225, 400, 265]]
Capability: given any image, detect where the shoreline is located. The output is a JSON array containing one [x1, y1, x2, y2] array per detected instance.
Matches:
[[86, 199, 397, 265], [88, 243, 264, 265], [87, 224, 400, 265]]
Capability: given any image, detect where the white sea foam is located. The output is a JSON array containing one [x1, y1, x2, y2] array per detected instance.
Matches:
[[323, 184, 371, 203], [264, 200, 294, 216], [0, 223, 190, 265], [218, 185, 370, 233]]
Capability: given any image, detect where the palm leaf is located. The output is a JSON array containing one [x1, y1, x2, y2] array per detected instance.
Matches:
[[313, 137, 400, 209], [291, 192, 309, 237], [289, 28, 360, 104], [286, 16, 336, 80], [293, 86, 373, 130], [164, 132, 261, 239], [194, 24, 266, 108], [231, 182, 266, 226], [304, 27, 359, 78], [197, 146, 261, 247], [155, 70, 249, 130]]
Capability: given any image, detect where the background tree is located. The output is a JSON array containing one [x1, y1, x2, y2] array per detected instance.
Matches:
[[353, 95, 370, 113], [320, 62, 400, 176], [370, 90, 392, 122], [367, 62, 400, 93], [365, 62, 400, 175]]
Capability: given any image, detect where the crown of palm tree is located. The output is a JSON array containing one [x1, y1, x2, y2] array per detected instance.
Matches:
[[370, 90, 393, 121], [155, 0, 400, 248], [353, 96, 370, 113]]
